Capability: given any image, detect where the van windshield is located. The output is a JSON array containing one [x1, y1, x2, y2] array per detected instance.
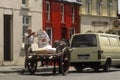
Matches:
[[71, 34, 97, 47]]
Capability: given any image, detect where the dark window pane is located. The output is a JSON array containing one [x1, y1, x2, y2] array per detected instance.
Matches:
[[71, 34, 97, 47], [22, 0, 26, 4]]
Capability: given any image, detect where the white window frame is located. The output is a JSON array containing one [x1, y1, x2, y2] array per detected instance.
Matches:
[[69, 28, 75, 38], [46, 27, 52, 44], [72, 5, 75, 23], [46, 1, 50, 22], [61, 4, 64, 23]]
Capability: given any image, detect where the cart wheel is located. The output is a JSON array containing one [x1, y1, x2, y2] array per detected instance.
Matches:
[[59, 47, 70, 75], [53, 67, 56, 74], [27, 60, 37, 74]]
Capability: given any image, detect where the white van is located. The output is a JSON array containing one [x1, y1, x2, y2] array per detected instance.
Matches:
[[70, 33, 120, 72]]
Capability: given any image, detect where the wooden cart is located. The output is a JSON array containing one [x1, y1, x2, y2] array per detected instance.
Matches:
[[24, 40, 70, 75]]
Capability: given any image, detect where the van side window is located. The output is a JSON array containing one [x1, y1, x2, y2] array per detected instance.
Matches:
[[109, 37, 119, 47], [100, 36, 110, 46]]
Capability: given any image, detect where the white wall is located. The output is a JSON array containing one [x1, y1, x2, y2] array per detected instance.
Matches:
[[81, 15, 112, 33], [0, 8, 4, 65], [0, 0, 20, 9], [0, 0, 43, 65]]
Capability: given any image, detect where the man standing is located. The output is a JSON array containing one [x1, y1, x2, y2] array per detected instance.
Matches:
[[23, 28, 35, 69], [24, 28, 35, 56]]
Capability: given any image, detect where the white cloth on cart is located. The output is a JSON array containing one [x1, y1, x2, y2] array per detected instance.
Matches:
[[31, 43, 56, 54]]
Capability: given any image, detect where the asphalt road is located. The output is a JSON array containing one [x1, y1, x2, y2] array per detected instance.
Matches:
[[0, 67, 120, 80]]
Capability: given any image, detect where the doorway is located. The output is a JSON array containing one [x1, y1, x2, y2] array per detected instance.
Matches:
[[61, 27, 67, 39], [46, 28, 52, 44], [4, 15, 13, 61]]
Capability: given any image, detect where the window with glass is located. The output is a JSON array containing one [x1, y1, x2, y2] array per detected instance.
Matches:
[[71, 34, 97, 47], [100, 36, 110, 46], [72, 5, 75, 23], [46, 1, 50, 22], [61, 4, 64, 23], [22, 0, 26, 4], [86, 0, 91, 14], [97, 0, 103, 15], [22, 0, 28, 6], [23, 16, 31, 36], [108, 0, 112, 16], [109, 37, 119, 47]]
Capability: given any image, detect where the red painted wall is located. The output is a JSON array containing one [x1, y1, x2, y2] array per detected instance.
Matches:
[[43, 0, 80, 44]]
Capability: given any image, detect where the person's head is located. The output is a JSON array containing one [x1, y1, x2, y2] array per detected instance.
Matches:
[[27, 28, 32, 34]]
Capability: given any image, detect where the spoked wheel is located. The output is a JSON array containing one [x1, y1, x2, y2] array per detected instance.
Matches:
[[59, 47, 70, 75], [27, 60, 37, 74]]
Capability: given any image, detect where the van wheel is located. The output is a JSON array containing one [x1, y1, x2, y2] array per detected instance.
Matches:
[[103, 59, 111, 72]]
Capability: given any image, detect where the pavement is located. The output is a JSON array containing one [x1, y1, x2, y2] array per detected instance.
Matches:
[[0, 65, 53, 74], [0, 66, 24, 73], [0, 66, 75, 74]]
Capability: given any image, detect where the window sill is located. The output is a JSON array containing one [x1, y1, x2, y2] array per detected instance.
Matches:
[[21, 5, 30, 10]]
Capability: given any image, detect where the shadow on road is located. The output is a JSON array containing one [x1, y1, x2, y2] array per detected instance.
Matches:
[[69, 68, 120, 74], [21, 72, 66, 76], [20, 68, 66, 76], [19, 67, 120, 76]]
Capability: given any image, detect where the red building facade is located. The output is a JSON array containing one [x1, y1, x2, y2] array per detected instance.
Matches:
[[43, 0, 81, 44]]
